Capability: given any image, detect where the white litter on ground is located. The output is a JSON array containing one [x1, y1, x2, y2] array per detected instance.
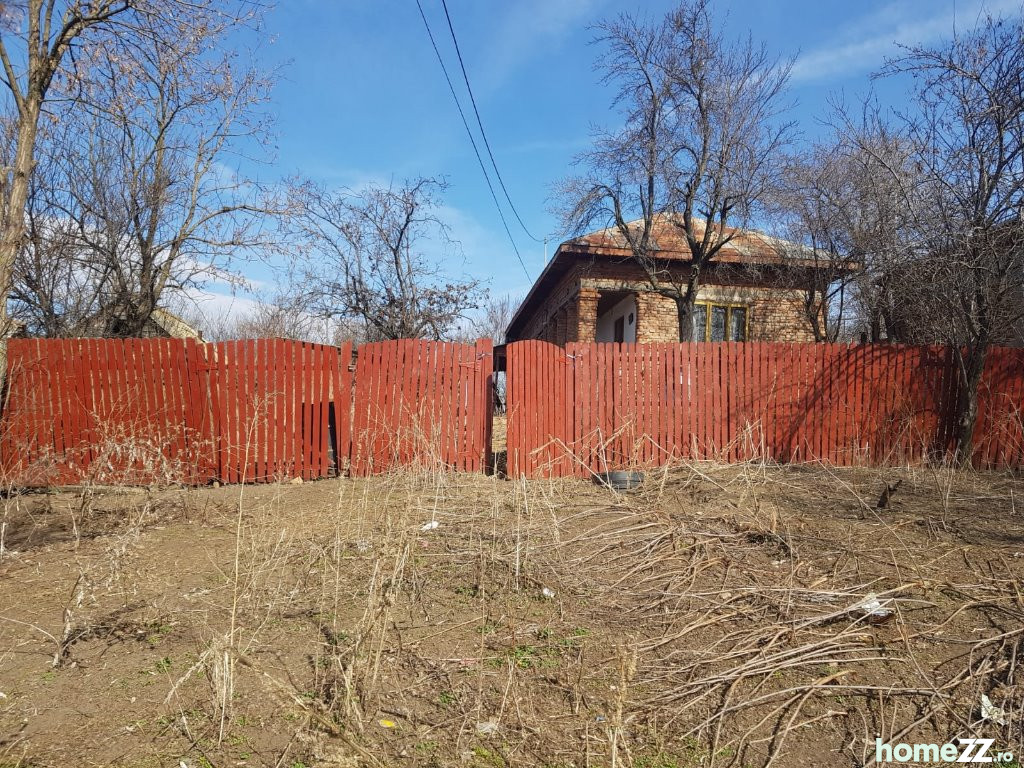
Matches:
[[476, 720, 499, 735], [981, 693, 1008, 725]]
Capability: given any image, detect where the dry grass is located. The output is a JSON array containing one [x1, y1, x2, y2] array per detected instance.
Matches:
[[0, 455, 1021, 767]]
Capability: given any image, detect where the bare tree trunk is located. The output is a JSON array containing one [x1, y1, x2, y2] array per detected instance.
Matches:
[[0, 110, 40, 305], [675, 262, 708, 342], [953, 342, 988, 467], [0, 97, 43, 378], [869, 310, 882, 343], [675, 291, 697, 342], [804, 291, 827, 342]]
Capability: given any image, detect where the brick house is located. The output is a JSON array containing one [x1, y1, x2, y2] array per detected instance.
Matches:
[[505, 216, 826, 345]]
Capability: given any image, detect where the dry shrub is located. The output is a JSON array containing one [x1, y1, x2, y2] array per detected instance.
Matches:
[[3, 409, 1020, 768], [520, 459, 1023, 767]]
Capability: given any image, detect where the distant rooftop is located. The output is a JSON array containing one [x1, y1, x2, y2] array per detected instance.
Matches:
[[566, 214, 814, 264], [505, 215, 822, 341]]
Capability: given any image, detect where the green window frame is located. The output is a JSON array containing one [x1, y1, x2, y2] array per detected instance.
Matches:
[[692, 302, 749, 342]]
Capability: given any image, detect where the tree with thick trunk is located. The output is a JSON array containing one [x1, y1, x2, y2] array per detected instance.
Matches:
[[1, 1, 275, 341], [560, 0, 793, 341], [0, 1, 135, 343], [864, 15, 1024, 465]]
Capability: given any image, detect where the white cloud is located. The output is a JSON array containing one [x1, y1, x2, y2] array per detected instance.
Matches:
[[175, 288, 262, 333], [791, 0, 1022, 83], [475, 0, 610, 89], [191, 289, 261, 316]]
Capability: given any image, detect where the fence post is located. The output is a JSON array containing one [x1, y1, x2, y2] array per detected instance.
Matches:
[[475, 338, 494, 473]]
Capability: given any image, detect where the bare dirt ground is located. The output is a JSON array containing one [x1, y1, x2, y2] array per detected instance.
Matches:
[[0, 462, 1021, 768]]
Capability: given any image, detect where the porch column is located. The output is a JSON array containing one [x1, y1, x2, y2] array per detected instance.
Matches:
[[576, 288, 599, 343]]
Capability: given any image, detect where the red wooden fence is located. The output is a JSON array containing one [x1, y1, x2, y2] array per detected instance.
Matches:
[[2, 337, 213, 485], [0, 337, 490, 486], [6, 337, 1021, 485], [204, 339, 352, 484], [506, 340, 1024, 478], [350, 338, 493, 476]]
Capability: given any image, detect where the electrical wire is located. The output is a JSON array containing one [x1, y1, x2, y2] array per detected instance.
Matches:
[[439, 0, 544, 244], [414, 0, 532, 281]]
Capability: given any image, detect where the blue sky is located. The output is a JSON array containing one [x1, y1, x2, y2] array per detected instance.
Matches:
[[197, 0, 1022, 321]]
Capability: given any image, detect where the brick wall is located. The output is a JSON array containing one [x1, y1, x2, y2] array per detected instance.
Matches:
[[515, 259, 818, 345], [635, 292, 679, 342], [635, 284, 817, 343], [519, 266, 581, 345]]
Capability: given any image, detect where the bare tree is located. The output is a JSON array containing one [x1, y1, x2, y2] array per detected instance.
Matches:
[[6, 7, 280, 338], [6, 116, 99, 336], [864, 14, 1024, 463], [561, 0, 794, 340], [0, 1, 131, 339], [772, 117, 917, 342], [470, 292, 516, 345], [292, 177, 483, 342], [0, 1, 261, 346]]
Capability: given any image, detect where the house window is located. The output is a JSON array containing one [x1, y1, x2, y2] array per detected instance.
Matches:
[[692, 302, 748, 342]]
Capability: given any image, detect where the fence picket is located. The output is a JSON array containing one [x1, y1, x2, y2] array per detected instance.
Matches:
[[502, 340, 1024, 477], [5, 337, 1024, 485]]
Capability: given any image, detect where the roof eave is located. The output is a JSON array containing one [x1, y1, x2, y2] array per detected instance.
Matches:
[[505, 241, 849, 341], [505, 247, 574, 341]]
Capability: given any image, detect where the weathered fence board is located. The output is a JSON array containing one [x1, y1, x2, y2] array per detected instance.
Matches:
[[349, 338, 492, 476], [506, 340, 1024, 478], [0, 337, 486, 486]]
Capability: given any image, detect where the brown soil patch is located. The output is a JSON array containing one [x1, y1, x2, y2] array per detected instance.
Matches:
[[0, 463, 1021, 767]]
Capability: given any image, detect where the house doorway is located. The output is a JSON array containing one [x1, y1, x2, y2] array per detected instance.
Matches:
[[595, 291, 637, 343]]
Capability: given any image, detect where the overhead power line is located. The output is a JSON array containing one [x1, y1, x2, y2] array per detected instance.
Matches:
[[414, 0, 532, 282], [439, 0, 544, 245]]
